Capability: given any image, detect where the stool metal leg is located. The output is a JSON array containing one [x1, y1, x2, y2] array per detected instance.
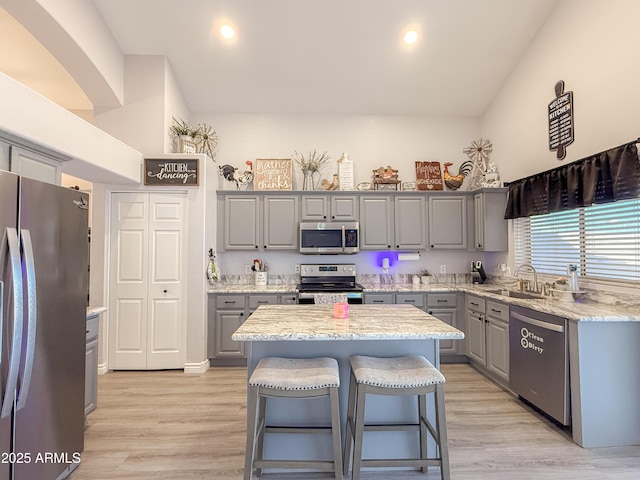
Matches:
[[351, 383, 367, 480], [329, 387, 344, 480], [254, 394, 267, 478], [343, 369, 357, 476], [435, 384, 450, 480], [418, 393, 428, 474], [244, 385, 260, 480]]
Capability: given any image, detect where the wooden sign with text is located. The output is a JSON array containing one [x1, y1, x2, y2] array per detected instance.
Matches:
[[548, 80, 574, 160], [144, 158, 199, 186], [254, 158, 293, 190], [415, 161, 443, 190]]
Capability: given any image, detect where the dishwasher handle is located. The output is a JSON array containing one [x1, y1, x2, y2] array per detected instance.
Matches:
[[511, 311, 564, 333]]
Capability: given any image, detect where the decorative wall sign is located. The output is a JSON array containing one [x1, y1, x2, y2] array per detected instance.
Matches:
[[548, 80, 574, 160], [254, 158, 292, 190], [415, 161, 443, 190], [337, 152, 354, 190], [144, 158, 199, 186]]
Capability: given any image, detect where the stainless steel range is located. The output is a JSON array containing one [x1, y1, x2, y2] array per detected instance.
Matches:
[[297, 263, 364, 304]]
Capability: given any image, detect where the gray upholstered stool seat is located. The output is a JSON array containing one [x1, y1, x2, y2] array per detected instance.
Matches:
[[343, 355, 450, 480], [244, 357, 343, 480]]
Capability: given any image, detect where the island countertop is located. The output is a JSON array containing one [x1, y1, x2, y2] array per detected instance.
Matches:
[[231, 304, 464, 342]]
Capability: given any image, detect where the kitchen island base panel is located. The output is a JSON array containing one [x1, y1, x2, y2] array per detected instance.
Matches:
[[246, 339, 441, 471], [569, 321, 640, 448]]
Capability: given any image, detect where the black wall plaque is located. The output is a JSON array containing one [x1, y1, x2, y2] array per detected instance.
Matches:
[[548, 80, 574, 160], [144, 158, 199, 185]]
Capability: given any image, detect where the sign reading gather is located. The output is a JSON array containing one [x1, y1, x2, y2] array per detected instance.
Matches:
[[144, 158, 199, 186]]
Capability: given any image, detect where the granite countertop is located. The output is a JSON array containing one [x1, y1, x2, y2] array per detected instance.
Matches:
[[207, 284, 297, 294], [232, 304, 464, 342], [209, 282, 640, 323]]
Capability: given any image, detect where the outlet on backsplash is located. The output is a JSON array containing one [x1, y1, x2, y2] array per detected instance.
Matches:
[[295, 265, 300, 273], [440, 265, 447, 273], [244, 265, 252, 274]]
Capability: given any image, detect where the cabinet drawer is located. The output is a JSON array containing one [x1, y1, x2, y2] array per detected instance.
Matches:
[[249, 295, 279, 309], [466, 295, 485, 312], [86, 316, 99, 341], [427, 293, 457, 308], [216, 295, 246, 309], [365, 293, 394, 304], [486, 300, 509, 322], [280, 294, 298, 305], [395, 293, 424, 307]]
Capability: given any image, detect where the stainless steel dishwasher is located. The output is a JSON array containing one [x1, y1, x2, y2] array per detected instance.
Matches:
[[509, 305, 570, 426]]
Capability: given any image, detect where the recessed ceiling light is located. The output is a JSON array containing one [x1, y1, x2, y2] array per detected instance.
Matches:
[[404, 30, 418, 45], [220, 24, 235, 40]]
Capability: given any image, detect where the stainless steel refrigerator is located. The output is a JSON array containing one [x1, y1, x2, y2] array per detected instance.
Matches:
[[0, 171, 88, 480]]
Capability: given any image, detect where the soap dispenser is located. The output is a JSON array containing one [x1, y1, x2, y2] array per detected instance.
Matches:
[[567, 264, 579, 291]]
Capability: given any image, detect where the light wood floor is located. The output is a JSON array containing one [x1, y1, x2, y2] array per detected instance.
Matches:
[[70, 364, 640, 479]]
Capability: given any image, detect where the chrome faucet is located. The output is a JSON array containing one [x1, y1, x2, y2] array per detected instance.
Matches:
[[515, 264, 538, 292]]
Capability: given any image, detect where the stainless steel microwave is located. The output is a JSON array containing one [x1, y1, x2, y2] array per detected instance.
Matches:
[[299, 222, 359, 254]]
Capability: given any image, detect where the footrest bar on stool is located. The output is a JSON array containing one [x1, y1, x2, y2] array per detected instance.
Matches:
[[255, 459, 338, 470], [361, 459, 443, 468]]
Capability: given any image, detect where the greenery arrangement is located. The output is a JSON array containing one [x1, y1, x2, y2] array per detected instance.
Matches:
[[419, 269, 431, 276], [170, 117, 199, 139], [292, 148, 331, 172], [169, 117, 218, 158]]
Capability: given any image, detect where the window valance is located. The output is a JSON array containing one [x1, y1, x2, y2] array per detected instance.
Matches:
[[504, 141, 640, 219]]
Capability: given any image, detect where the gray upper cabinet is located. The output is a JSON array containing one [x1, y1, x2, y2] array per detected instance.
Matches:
[[359, 195, 394, 249], [222, 194, 299, 250], [263, 195, 299, 249], [300, 194, 358, 221], [223, 196, 260, 250], [394, 196, 427, 249], [474, 190, 508, 251], [428, 196, 468, 249]]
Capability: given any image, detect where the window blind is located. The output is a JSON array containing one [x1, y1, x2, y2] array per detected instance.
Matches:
[[514, 198, 640, 283]]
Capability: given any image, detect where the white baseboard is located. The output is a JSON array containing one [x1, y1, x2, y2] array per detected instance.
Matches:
[[184, 359, 210, 374], [97, 363, 109, 375]]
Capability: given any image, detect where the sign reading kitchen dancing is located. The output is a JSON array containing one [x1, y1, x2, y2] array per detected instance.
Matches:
[[144, 158, 199, 186]]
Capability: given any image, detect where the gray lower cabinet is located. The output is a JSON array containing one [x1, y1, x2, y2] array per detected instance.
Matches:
[[85, 315, 99, 417], [428, 196, 468, 249], [209, 293, 295, 365], [485, 299, 509, 383], [364, 293, 395, 304], [427, 293, 463, 358], [466, 294, 509, 387]]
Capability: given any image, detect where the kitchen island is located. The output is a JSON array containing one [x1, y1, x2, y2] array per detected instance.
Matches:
[[232, 304, 464, 472]]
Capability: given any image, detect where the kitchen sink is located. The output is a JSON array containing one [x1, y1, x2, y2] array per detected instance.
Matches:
[[485, 288, 544, 300]]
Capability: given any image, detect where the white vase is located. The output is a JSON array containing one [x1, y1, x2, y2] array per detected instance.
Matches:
[[421, 276, 430, 286]]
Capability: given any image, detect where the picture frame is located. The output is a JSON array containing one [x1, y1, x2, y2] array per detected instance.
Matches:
[[180, 138, 198, 155], [144, 158, 199, 186], [415, 161, 443, 190], [254, 158, 293, 190]]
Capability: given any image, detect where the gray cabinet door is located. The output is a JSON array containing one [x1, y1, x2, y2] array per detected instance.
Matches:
[[364, 293, 395, 304], [486, 318, 509, 382], [428, 196, 468, 249], [394, 196, 426, 249], [474, 191, 508, 251], [466, 295, 486, 364], [263, 195, 298, 249], [214, 310, 246, 358], [224, 196, 260, 250], [429, 308, 459, 355], [360, 196, 393, 249], [330, 195, 358, 221], [300, 195, 329, 220]]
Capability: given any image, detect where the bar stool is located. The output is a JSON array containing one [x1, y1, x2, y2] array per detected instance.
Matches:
[[343, 355, 450, 480], [244, 356, 343, 480]]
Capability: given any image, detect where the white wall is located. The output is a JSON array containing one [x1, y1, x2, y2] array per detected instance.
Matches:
[[194, 113, 480, 189], [481, 0, 640, 181]]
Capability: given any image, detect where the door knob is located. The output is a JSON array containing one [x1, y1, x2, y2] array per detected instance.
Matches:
[[163, 289, 168, 294]]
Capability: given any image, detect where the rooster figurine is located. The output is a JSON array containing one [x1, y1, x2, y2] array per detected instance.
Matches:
[[443, 160, 473, 190], [219, 160, 253, 190]]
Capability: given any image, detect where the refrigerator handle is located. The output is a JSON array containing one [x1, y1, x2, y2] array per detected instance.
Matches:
[[16, 229, 37, 411], [0, 227, 24, 419]]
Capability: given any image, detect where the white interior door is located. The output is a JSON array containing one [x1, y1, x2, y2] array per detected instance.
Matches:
[[108, 192, 186, 370]]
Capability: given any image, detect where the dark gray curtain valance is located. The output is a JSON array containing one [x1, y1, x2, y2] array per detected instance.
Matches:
[[504, 141, 640, 219]]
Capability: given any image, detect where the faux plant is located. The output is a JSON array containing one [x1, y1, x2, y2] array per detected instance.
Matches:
[[169, 117, 199, 139], [292, 148, 331, 172], [419, 269, 431, 276]]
